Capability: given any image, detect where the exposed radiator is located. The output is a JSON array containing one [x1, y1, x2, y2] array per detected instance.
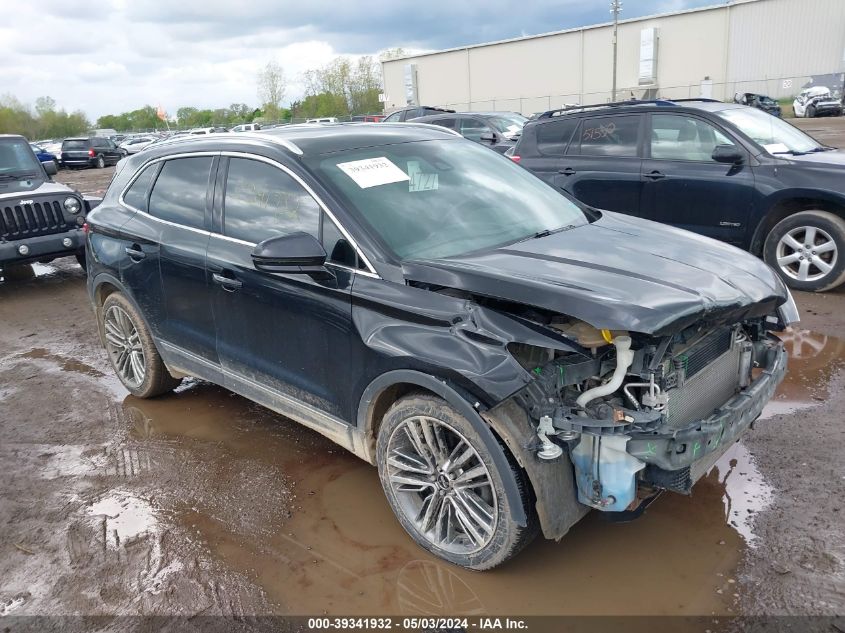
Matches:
[[665, 333, 741, 427]]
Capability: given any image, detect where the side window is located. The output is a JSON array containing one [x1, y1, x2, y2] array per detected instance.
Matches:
[[223, 158, 320, 244], [650, 114, 736, 162], [383, 111, 402, 123], [459, 118, 492, 142], [536, 118, 579, 156], [148, 157, 213, 229], [123, 164, 158, 212], [322, 213, 358, 268], [430, 117, 457, 129], [572, 115, 641, 157]]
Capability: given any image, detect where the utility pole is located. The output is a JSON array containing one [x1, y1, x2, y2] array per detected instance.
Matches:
[[610, 0, 622, 102]]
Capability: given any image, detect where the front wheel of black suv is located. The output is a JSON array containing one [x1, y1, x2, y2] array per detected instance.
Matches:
[[376, 394, 538, 570], [764, 210, 845, 292], [100, 292, 182, 397]]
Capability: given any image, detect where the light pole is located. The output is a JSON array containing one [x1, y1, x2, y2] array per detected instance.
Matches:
[[611, 0, 622, 102]]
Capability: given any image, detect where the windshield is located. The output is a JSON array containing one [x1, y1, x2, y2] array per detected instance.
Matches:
[[486, 114, 528, 137], [305, 139, 587, 261], [715, 107, 823, 154], [0, 139, 43, 176]]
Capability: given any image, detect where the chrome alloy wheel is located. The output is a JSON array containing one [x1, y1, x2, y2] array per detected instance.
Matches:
[[386, 416, 498, 555], [776, 225, 838, 283], [103, 305, 145, 388]]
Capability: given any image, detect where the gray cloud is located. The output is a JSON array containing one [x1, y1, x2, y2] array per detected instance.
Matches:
[[0, 0, 717, 120]]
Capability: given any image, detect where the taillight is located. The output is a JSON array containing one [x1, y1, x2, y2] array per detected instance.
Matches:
[[88, 149, 95, 157], [82, 222, 90, 234], [509, 154, 521, 164]]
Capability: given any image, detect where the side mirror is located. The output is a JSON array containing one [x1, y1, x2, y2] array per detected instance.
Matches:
[[251, 232, 327, 273], [480, 131, 496, 143], [712, 144, 744, 165], [43, 160, 58, 176]]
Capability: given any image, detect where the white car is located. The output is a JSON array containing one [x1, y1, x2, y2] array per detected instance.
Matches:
[[793, 86, 843, 118], [118, 136, 157, 155], [306, 117, 338, 123], [230, 123, 261, 132]]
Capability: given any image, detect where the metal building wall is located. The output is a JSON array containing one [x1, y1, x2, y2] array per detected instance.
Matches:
[[381, 0, 845, 113]]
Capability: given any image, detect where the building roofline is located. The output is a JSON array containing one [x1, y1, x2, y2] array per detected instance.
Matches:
[[382, 0, 764, 64]]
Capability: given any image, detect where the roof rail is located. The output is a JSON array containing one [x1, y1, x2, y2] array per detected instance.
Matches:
[[536, 97, 723, 119]]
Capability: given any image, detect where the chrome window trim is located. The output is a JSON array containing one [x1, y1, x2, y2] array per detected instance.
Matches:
[[117, 151, 218, 237], [118, 149, 380, 278], [219, 151, 379, 277]]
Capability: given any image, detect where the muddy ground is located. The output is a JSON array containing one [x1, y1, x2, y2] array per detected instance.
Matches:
[[0, 121, 844, 624]]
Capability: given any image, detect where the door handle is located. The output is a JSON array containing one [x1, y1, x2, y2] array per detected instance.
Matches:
[[644, 170, 666, 180], [558, 167, 576, 176], [212, 272, 243, 291], [125, 245, 146, 261]]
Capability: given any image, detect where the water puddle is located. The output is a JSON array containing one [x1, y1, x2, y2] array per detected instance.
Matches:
[[18, 348, 105, 378], [760, 328, 845, 419], [121, 384, 770, 616]]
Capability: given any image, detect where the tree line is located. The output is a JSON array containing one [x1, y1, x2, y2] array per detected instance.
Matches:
[[1, 50, 406, 137], [0, 95, 89, 140]]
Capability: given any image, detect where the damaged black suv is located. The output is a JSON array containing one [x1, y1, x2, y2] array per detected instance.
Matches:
[[1, 134, 89, 274], [85, 124, 797, 569]]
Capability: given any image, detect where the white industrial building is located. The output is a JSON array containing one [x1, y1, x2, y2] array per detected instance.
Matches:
[[381, 0, 845, 115]]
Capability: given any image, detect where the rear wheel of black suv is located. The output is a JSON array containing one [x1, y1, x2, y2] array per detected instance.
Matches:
[[101, 292, 181, 397], [95, 155, 105, 169], [376, 393, 538, 570], [764, 210, 845, 292]]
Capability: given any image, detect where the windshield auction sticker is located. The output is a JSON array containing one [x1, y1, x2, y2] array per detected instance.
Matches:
[[337, 157, 409, 189]]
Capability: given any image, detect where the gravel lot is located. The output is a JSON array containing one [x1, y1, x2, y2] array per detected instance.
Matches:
[[0, 120, 843, 620]]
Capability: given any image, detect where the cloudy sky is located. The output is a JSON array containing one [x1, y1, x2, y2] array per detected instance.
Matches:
[[1, 0, 718, 121]]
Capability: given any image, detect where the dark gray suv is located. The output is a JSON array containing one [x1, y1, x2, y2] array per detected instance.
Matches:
[[512, 98, 845, 292]]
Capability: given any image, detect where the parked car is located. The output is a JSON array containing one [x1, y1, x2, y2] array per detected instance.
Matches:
[[231, 123, 261, 132], [382, 106, 456, 122], [351, 114, 386, 122], [733, 92, 781, 117], [1, 134, 97, 273], [511, 98, 845, 292], [793, 86, 843, 118], [61, 137, 123, 169], [29, 143, 59, 170], [305, 117, 339, 123], [119, 136, 157, 155], [414, 111, 527, 154], [85, 124, 794, 569]]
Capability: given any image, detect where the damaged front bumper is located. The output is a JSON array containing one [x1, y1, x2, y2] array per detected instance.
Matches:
[[571, 337, 786, 510]]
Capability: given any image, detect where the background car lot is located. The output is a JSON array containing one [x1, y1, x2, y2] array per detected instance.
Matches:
[[0, 117, 843, 617]]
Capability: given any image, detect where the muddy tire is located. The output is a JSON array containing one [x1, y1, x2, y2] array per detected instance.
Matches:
[[96, 155, 105, 169], [376, 393, 537, 570], [101, 292, 181, 398], [763, 210, 845, 292], [806, 105, 816, 119]]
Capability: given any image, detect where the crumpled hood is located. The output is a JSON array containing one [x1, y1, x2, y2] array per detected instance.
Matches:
[[403, 211, 788, 336]]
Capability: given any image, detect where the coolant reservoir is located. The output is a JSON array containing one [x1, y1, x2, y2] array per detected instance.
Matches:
[[570, 435, 645, 512], [550, 320, 627, 348]]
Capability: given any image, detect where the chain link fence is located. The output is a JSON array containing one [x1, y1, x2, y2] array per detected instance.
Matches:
[[430, 74, 845, 118]]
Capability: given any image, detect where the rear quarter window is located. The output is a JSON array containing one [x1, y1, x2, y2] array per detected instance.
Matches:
[[536, 118, 579, 156], [122, 164, 159, 212]]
